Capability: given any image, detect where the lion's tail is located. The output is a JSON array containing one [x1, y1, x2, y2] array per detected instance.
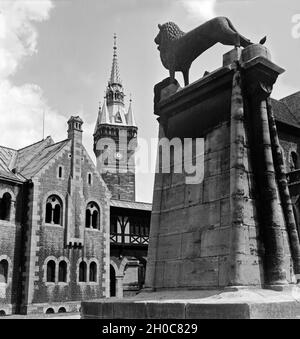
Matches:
[[226, 18, 253, 47], [226, 17, 267, 47]]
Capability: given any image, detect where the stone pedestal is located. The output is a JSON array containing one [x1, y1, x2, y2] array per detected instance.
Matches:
[[82, 45, 300, 319]]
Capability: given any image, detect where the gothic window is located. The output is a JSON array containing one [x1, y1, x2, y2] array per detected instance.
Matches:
[[291, 151, 299, 171], [115, 112, 122, 123], [58, 261, 67, 283], [85, 202, 100, 229], [79, 261, 87, 282], [0, 260, 8, 283], [46, 260, 56, 283], [89, 262, 97, 282], [104, 145, 109, 166], [0, 192, 11, 221], [45, 195, 63, 225]]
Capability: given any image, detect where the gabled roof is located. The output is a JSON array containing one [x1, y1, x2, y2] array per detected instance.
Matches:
[[271, 98, 300, 129], [0, 137, 70, 182], [15, 137, 54, 172], [20, 139, 70, 179], [280, 91, 300, 122], [0, 146, 24, 182]]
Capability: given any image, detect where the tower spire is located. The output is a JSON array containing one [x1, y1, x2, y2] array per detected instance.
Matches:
[[127, 95, 136, 126], [109, 34, 121, 85]]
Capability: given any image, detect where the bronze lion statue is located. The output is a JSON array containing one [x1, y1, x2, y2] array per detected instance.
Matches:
[[155, 17, 266, 86]]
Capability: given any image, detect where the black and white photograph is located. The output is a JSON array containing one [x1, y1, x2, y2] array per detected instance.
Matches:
[[0, 0, 300, 327]]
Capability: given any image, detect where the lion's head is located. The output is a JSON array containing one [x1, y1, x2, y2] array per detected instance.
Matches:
[[154, 22, 185, 51]]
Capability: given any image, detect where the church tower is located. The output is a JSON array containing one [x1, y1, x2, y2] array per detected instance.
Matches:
[[94, 35, 138, 202]]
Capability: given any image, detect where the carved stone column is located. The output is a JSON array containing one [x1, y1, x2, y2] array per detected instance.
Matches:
[[243, 49, 287, 285], [267, 98, 300, 283], [116, 276, 124, 298], [228, 65, 247, 286]]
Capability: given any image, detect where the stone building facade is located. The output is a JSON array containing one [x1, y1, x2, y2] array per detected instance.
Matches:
[[0, 36, 152, 315], [0, 117, 110, 315]]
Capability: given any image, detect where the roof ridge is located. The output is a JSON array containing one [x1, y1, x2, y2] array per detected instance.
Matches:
[[21, 139, 70, 178], [17, 136, 52, 152], [280, 91, 300, 101], [44, 138, 69, 149], [280, 92, 300, 124], [279, 97, 300, 124], [271, 97, 300, 127], [0, 145, 17, 152]]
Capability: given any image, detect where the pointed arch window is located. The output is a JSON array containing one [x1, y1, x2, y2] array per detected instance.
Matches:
[[79, 261, 87, 282], [0, 260, 8, 284], [0, 192, 12, 221], [58, 261, 67, 283], [45, 195, 63, 225], [89, 262, 97, 282], [46, 260, 56, 283], [85, 202, 100, 229], [115, 111, 122, 123]]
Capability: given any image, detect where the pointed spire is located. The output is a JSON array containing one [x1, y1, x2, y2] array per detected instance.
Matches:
[[94, 99, 110, 132], [109, 34, 121, 85], [94, 102, 101, 134], [127, 96, 136, 126], [100, 98, 110, 124]]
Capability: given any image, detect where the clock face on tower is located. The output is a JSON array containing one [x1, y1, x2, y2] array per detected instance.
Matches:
[[114, 152, 123, 160]]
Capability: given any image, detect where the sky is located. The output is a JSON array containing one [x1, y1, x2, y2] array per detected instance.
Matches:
[[0, 0, 300, 203]]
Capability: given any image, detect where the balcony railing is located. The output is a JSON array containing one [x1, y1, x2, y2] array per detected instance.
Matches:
[[110, 233, 149, 245], [287, 170, 300, 185]]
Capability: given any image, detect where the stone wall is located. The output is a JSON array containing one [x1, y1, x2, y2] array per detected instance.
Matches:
[[0, 181, 23, 315], [148, 121, 267, 289], [21, 143, 110, 314]]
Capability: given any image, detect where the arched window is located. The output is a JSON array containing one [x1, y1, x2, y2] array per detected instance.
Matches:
[[45, 195, 63, 225], [89, 262, 97, 282], [0, 193, 11, 221], [46, 260, 56, 282], [85, 202, 100, 229], [291, 151, 300, 171], [58, 261, 67, 283], [0, 260, 8, 283], [79, 261, 87, 282]]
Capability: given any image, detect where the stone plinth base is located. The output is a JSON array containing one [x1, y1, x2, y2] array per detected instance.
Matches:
[[81, 288, 300, 319]]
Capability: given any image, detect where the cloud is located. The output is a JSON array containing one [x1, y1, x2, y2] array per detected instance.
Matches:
[[0, 0, 69, 150], [179, 0, 217, 21], [0, 79, 67, 148]]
